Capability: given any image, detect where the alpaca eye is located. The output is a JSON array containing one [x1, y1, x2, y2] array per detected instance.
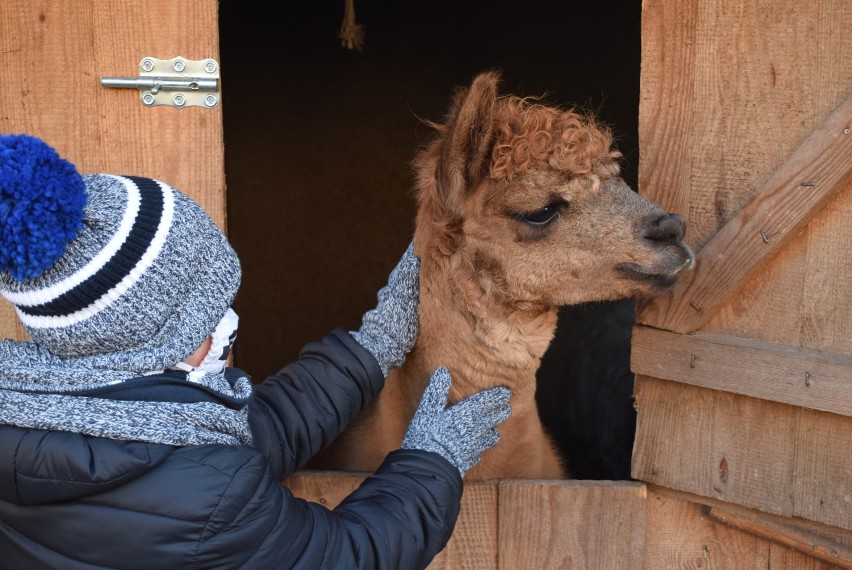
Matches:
[[517, 202, 564, 227]]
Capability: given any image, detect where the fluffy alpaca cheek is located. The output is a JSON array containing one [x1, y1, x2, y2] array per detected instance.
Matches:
[[502, 258, 598, 306]]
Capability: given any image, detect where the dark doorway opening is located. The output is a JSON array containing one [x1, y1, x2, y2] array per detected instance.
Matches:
[[220, 0, 641, 480]]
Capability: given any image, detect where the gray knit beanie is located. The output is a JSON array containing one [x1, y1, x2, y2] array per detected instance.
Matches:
[[0, 134, 250, 447], [0, 134, 241, 379]]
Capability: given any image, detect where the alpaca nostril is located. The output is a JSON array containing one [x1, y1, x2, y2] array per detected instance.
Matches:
[[643, 213, 686, 243]]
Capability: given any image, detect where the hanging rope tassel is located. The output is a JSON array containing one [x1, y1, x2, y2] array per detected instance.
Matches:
[[338, 0, 365, 51]]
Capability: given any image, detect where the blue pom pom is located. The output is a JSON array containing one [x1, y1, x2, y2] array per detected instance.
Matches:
[[0, 134, 87, 281]]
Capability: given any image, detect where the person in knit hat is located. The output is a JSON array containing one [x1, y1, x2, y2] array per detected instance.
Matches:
[[0, 134, 512, 569]]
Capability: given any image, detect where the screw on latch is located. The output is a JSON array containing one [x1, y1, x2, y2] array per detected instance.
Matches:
[[173, 94, 186, 107], [204, 60, 217, 73], [141, 58, 155, 72], [173, 59, 186, 72], [204, 95, 218, 108], [142, 93, 155, 106]]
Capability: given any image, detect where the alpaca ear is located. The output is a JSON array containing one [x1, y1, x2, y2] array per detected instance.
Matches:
[[435, 71, 500, 218]]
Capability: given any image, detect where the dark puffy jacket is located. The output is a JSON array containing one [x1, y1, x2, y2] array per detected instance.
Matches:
[[0, 329, 462, 569]]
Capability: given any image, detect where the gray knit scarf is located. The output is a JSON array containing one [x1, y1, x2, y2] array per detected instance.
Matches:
[[0, 339, 253, 446]]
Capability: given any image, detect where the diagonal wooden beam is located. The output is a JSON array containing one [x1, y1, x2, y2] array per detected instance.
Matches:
[[638, 94, 852, 333], [707, 506, 852, 568], [650, 485, 852, 569]]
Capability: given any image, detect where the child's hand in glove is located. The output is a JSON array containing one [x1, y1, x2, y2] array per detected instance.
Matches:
[[350, 242, 420, 378], [401, 367, 512, 477]]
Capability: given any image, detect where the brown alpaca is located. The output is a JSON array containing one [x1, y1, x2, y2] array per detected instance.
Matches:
[[310, 71, 694, 479]]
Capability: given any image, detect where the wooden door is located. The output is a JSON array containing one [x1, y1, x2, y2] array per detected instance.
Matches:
[[0, 0, 224, 340], [631, 1, 852, 567]]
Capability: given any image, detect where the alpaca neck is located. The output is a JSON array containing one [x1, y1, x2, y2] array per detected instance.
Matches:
[[414, 247, 559, 401]]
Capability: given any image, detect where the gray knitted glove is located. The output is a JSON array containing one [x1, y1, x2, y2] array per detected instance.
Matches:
[[401, 367, 512, 477], [350, 242, 420, 378]]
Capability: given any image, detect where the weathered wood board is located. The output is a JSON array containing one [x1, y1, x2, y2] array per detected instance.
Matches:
[[633, 377, 852, 531], [632, 0, 852, 538], [631, 327, 852, 418], [645, 486, 851, 570]]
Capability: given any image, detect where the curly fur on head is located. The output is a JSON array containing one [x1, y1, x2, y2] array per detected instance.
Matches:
[[490, 96, 621, 182]]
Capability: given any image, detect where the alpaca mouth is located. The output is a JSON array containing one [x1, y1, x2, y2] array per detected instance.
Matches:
[[616, 253, 694, 289], [616, 264, 679, 288]]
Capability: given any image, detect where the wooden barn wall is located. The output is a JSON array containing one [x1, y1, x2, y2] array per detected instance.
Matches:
[[632, 0, 852, 534]]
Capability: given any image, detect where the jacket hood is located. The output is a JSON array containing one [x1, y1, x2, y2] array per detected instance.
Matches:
[[0, 425, 174, 506]]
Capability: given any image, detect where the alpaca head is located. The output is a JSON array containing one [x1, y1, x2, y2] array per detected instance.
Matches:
[[413, 70, 694, 311]]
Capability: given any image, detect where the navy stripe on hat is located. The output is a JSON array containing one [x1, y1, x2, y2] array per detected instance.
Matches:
[[18, 177, 164, 318]]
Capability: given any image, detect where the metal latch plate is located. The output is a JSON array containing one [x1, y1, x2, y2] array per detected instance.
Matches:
[[101, 57, 220, 109]]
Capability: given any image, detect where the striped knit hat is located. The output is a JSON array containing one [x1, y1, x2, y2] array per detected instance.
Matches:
[[0, 134, 241, 374]]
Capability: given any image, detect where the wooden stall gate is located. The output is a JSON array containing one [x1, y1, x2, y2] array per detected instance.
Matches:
[[629, 0, 852, 568]]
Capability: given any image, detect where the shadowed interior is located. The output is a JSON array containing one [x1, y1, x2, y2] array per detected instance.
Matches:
[[220, 0, 642, 480]]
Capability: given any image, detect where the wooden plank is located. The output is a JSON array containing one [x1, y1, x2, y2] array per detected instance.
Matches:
[[630, 326, 852, 417], [769, 545, 848, 570], [704, 189, 851, 355], [432, 482, 497, 570], [638, 94, 852, 333], [792, 405, 852, 528], [0, 302, 25, 343], [498, 480, 645, 570], [647, 486, 852, 570], [707, 507, 852, 568], [637, 0, 697, 217], [645, 488, 770, 569], [632, 377, 852, 531]]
